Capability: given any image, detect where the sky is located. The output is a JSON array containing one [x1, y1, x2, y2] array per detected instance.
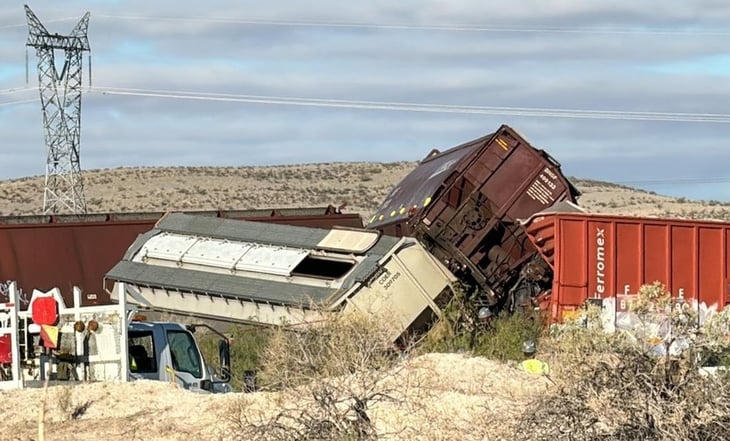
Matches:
[[1, 1, 730, 201]]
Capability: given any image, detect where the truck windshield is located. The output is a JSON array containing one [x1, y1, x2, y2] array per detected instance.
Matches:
[[166, 330, 203, 378]]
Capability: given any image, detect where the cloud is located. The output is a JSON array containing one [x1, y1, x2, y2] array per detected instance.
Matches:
[[0, 1, 729, 202]]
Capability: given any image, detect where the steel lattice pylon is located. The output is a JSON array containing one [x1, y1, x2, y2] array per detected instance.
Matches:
[[25, 5, 90, 215]]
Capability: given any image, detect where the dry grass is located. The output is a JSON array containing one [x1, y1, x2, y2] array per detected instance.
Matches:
[[0, 353, 550, 441], [0, 163, 413, 219], [1, 164, 729, 221]]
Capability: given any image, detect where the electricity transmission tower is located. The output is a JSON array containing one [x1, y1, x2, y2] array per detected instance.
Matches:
[[25, 5, 90, 215]]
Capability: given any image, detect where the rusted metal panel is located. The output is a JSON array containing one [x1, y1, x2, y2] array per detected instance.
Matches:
[[525, 212, 730, 321], [0, 208, 362, 307], [368, 124, 579, 308]]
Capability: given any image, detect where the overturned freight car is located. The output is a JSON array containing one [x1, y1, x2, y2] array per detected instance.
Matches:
[[0, 206, 362, 307], [367, 124, 580, 311], [105, 212, 456, 343]]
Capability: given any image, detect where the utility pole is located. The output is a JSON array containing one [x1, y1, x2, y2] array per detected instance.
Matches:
[[25, 4, 90, 215]]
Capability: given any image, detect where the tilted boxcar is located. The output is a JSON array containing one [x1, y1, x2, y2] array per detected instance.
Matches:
[[525, 211, 730, 323], [368, 125, 579, 310]]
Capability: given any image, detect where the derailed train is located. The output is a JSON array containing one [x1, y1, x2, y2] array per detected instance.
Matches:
[[367, 124, 581, 312], [4, 123, 730, 336], [368, 124, 730, 320]]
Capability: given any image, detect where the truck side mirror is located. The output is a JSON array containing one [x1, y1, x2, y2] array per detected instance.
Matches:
[[218, 338, 231, 382], [199, 379, 213, 392]]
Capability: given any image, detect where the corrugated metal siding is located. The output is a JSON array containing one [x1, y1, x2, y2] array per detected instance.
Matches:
[[157, 213, 333, 250], [525, 212, 730, 320], [110, 218, 404, 307], [107, 260, 334, 306]]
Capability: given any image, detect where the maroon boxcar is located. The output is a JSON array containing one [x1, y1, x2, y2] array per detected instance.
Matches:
[[525, 212, 730, 321], [368, 125, 579, 309], [0, 206, 362, 306]]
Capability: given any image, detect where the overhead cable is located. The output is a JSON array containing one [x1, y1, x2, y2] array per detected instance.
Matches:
[[0, 16, 77, 29], [3, 13, 725, 36], [0, 87, 34, 96], [88, 86, 730, 123], [0, 98, 38, 107], [92, 14, 730, 36]]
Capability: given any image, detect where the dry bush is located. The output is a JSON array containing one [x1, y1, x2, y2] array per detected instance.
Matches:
[[512, 283, 730, 441], [224, 313, 413, 441], [52, 385, 91, 422]]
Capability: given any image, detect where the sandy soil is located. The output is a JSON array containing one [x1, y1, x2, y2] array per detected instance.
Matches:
[[0, 353, 549, 441]]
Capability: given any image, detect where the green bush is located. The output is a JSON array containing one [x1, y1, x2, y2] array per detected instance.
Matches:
[[418, 285, 543, 361], [198, 324, 271, 392]]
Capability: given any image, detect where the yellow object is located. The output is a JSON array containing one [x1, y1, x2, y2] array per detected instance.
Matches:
[[40, 325, 59, 349], [518, 358, 551, 375]]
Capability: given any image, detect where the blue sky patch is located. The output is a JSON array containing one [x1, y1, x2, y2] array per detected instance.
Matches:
[[644, 54, 730, 76]]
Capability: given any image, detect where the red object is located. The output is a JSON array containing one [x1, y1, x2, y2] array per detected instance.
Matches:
[[30, 296, 59, 326], [525, 212, 730, 321], [0, 335, 10, 363], [0, 207, 362, 307]]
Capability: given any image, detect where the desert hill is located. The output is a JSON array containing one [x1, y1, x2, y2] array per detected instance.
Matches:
[[1, 162, 729, 222]]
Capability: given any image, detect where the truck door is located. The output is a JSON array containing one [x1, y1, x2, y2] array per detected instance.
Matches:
[[128, 330, 159, 379], [163, 329, 205, 389]]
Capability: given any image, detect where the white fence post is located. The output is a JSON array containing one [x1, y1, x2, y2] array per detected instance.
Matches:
[[118, 282, 129, 382]]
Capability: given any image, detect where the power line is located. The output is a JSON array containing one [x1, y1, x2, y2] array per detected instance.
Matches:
[[4, 12, 725, 36], [0, 87, 34, 96], [92, 14, 730, 36], [4, 83, 728, 123], [0, 16, 77, 30], [0, 98, 38, 107], [88, 85, 730, 123]]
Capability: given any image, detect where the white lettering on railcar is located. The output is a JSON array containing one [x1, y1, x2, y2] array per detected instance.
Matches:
[[378, 270, 402, 290], [526, 168, 559, 205], [595, 228, 606, 296]]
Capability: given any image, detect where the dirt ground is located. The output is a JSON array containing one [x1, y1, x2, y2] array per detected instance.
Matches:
[[0, 353, 550, 441]]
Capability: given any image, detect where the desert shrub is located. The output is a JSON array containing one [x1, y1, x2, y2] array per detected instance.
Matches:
[[52, 385, 91, 421], [512, 282, 730, 441], [418, 285, 542, 361], [198, 325, 270, 392], [471, 312, 544, 361], [224, 313, 408, 441]]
